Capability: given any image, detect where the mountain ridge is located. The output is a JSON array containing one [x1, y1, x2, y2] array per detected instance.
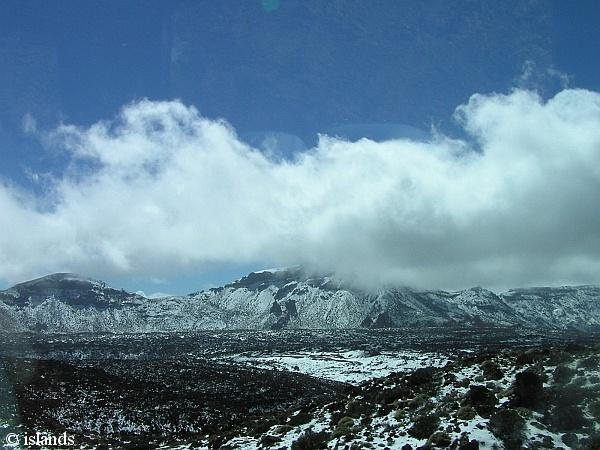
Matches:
[[0, 269, 599, 333]]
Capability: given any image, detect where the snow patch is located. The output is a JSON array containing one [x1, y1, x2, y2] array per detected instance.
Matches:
[[229, 350, 449, 384]]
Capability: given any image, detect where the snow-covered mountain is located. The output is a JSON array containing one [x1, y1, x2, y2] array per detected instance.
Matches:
[[0, 269, 599, 333]]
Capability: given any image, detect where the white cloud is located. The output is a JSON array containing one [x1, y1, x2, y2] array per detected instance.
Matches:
[[516, 60, 572, 92], [1, 89, 600, 291], [21, 112, 37, 135]]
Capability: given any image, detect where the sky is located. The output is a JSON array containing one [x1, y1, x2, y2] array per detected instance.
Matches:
[[0, 1, 599, 294]]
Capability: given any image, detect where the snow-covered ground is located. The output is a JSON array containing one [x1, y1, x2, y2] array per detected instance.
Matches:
[[221, 346, 600, 449], [228, 349, 449, 384]]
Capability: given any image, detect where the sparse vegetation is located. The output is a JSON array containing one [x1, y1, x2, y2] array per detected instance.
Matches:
[[481, 359, 504, 380], [408, 414, 439, 439], [1, 331, 598, 448], [290, 430, 330, 450], [489, 409, 525, 449], [332, 416, 356, 438], [511, 370, 544, 408], [553, 365, 575, 384], [456, 405, 476, 420]]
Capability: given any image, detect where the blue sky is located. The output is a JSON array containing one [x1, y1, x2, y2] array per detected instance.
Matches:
[[1, 1, 600, 294]]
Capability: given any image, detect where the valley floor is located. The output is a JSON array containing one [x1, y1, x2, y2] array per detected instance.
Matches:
[[0, 328, 598, 449]]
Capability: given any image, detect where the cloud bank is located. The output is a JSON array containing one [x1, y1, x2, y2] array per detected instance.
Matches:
[[1, 89, 600, 290]]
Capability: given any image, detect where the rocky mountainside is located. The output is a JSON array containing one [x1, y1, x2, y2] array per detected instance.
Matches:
[[0, 269, 599, 333]]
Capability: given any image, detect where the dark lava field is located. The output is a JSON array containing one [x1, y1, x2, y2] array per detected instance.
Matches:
[[0, 328, 598, 449]]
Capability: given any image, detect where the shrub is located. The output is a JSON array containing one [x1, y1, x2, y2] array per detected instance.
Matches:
[[290, 430, 330, 450], [332, 416, 355, 438], [526, 363, 549, 382], [547, 351, 571, 366], [409, 367, 435, 387], [481, 360, 504, 380], [589, 400, 600, 419], [511, 371, 544, 409], [553, 365, 575, 384], [428, 431, 451, 447], [582, 433, 600, 450], [464, 385, 497, 417], [561, 433, 578, 448], [516, 349, 544, 365], [273, 424, 293, 435], [454, 378, 470, 388], [408, 414, 439, 439], [514, 406, 532, 418], [377, 385, 411, 404], [344, 399, 374, 418], [259, 434, 281, 447], [457, 437, 479, 449], [250, 418, 278, 436], [435, 400, 459, 418], [456, 405, 476, 420], [444, 373, 457, 385], [489, 409, 525, 449], [288, 411, 312, 427], [329, 410, 344, 427], [551, 404, 589, 431], [394, 409, 406, 421], [408, 393, 430, 408], [554, 384, 587, 407], [577, 356, 599, 370]]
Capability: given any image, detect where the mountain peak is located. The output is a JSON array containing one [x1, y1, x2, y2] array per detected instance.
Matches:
[[11, 272, 102, 289], [1, 270, 599, 333], [0, 272, 136, 310]]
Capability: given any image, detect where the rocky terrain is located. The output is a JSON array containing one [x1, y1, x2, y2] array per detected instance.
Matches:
[[0, 331, 598, 449], [0, 269, 599, 332], [1, 270, 599, 448], [224, 344, 600, 450], [0, 357, 346, 448]]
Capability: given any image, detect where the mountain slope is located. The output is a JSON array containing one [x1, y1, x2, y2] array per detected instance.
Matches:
[[0, 269, 598, 333]]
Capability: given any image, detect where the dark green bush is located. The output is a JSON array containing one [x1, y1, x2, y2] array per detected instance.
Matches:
[[588, 400, 600, 419], [408, 414, 439, 439], [287, 411, 312, 427], [516, 349, 544, 365], [561, 433, 579, 448], [553, 384, 587, 407], [511, 371, 544, 409], [577, 356, 599, 370], [456, 405, 476, 420], [259, 434, 281, 447], [551, 404, 589, 431], [481, 360, 504, 380], [582, 433, 600, 450], [344, 399, 374, 418], [553, 365, 575, 384], [464, 385, 497, 417], [489, 409, 525, 449], [290, 430, 330, 450], [428, 431, 451, 447], [409, 367, 435, 387], [332, 416, 355, 438]]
